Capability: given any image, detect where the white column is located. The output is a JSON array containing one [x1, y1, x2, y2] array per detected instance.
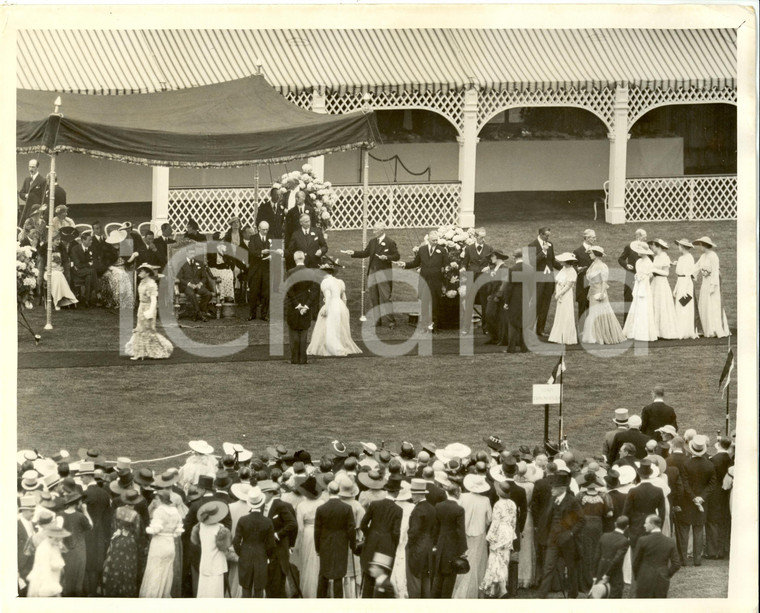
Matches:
[[605, 84, 630, 224], [307, 89, 327, 180], [456, 136, 465, 181], [151, 166, 170, 229], [459, 88, 479, 228]]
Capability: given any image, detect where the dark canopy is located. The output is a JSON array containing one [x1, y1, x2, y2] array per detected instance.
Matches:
[[17, 75, 377, 167]]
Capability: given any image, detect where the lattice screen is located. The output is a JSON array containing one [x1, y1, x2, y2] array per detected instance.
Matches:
[[628, 86, 737, 130], [624, 175, 737, 222], [169, 183, 461, 233]]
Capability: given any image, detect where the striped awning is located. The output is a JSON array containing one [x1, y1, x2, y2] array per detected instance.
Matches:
[[17, 28, 737, 96]]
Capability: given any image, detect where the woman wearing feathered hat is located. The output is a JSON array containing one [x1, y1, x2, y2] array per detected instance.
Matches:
[[124, 263, 173, 360], [139, 489, 184, 598], [307, 256, 362, 357], [692, 236, 730, 337], [622, 241, 658, 341], [581, 246, 626, 345], [101, 489, 144, 597], [99, 228, 136, 310], [548, 253, 579, 345]]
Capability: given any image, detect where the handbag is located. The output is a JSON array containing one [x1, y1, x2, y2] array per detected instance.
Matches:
[[679, 294, 693, 306], [451, 555, 471, 575]]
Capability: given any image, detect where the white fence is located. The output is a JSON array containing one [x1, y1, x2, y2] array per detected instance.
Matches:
[[168, 182, 461, 232], [621, 175, 737, 222]]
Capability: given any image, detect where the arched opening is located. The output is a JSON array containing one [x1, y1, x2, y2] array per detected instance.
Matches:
[[474, 106, 611, 221], [630, 103, 736, 175]]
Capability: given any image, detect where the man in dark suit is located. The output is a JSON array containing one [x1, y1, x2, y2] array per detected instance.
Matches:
[[422, 466, 446, 506], [233, 487, 276, 598], [314, 480, 357, 598], [609, 414, 650, 462], [665, 436, 693, 561], [256, 187, 286, 240], [260, 480, 297, 597], [531, 462, 557, 584], [622, 459, 668, 549], [346, 222, 400, 327], [676, 435, 716, 567], [632, 514, 681, 598], [80, 462, 112, 597], [536, 471, 585, 599], [248, 221, 281, 321], [153, 223, 176, 269], [140, 231, 164, 268], [406, 478, 436, 598], [527, 226, 561, 336], [640, 385, 678, 440], [705, 437, 732, 560], [69, 231, 98, 307], [360, 481, 403, 597], [400, 230, 449, 332], [501, 249, 529, 352], [18, 159, 47, 223], [284, 191, 318, 244], [43, 177, 67, 209], [618, 228, 648, 317], [89, 221, 108, 276], [175, 243, 217, 321], [483, 250, 510, 345], [573, 229, 596, 319], [284, 251, 315, 365], [593, 515, 630, 598], [286, 212, 328, 269], [462, 227, 493, 324], [431, 486, 467, 598], [604, 409, 631, 463], [17, 495, 36, 596]]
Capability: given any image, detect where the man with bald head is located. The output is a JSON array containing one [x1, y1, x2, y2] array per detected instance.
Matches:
[[618, 228, 648, 317], [18, 158, 47, 223], [573, 228, 597, 318], [286, 212, 328, 269], [248, 220, 282, 321], [284, 190, 317, 242]]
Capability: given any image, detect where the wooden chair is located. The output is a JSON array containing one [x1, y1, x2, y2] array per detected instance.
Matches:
[[75, 223, 93, 235], [104, 222, 121, 236]]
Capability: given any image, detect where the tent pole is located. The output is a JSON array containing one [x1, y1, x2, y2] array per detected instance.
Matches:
[[44, 154, 57, 330], [359, 147, 369, 322], [253, 164, 260, 226]]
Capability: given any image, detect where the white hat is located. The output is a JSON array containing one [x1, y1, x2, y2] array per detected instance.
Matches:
[[105, 229, 128, 244], [631, 241, 653, 256], [247, 486, 265, 509], [489, 465, 507, 483], [222, 442, 245, 456], [617, 465, 637, 486], [434, 471, 452, 488], [689, 434, 708, 457], [231, 483, 251, 502], [394, 482, 412, 502], [189, 440, 214, 455], [238, 449, 253, 463], [17, 449, 38, 465], [693, 236, 716, 248], [656, 424, 677, 437], [556, 252, 578, 263], [360, 442, 378, 455], [463, 473, 490, 494], [628, 415, 642, 429]]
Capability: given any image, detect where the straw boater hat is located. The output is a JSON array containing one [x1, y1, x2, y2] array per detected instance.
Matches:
[[358, 470, 387, 490], [189, 440, 214, 455], [153, 469, 180, 489], [688, 434, 709, 457], [105, 229, 128, 244], [649, 238, 669, 250], [631, 241, 653, 256], [19, 494, 37, 511], [613, 408, 630, 425], [198, 500, 229, 524], [134, 468, 155, 488], [371, 552, 394, 570], [674, 239, 694, 249], [410, 478, 428, 495], [693, 236, 715, 248], [436, 442, 472, 463], [77, 461, 95, 476], [17, 450, 38, 465], [463, 473, 490, 494], [555, 252, 578, 263], [247, 487, 265, 510]]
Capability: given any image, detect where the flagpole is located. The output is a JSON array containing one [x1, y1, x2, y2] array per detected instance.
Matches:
[[725, 335, 731, 436], [558, 352, 565, 448]]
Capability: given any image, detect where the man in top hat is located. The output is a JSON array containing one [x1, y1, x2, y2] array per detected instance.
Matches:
[[632, 514, 680, 598], [622, 459, 667, 550], [461, 227, 494, 324], [527, 226, 561, 336], [406, 478, 436, 598], [609, 414, 650, 463], [314, 480, 357, 598], [233, 487, 276, 598], [640, 385, 678, 441], [618, 228, 648, 317], [705, 436, 732, 560], [603, 409, 630, 464], [80, 461, 111, 596], [260, 480, 297, 597], [483, 249, 510, 345], [675, 434, 716, 567], [572, 229, 596, 318], [593, 514, 630, 599], [502, 248, 530, 353], [359, 477, 403, 597], [17, 494, 37, 596], [536, 470, 585, 599], [69, 230, 99, 307]]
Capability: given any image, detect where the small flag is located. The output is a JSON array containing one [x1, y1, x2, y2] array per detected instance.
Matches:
[[718, 349, 734, 398], [547, 355, 566, 384]]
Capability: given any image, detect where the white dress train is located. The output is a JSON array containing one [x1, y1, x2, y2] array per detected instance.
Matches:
[[650, 253, 679, 339], [548, 267, 578, 345], [694, 250, 730, 338], [623, 258, 657, 341], [307, 275, 362, 356]]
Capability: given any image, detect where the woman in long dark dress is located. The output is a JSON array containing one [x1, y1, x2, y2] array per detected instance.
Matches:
[[576, 474, 611, 592], [102, 490, 144, 597], [60, 493, 92, 596]]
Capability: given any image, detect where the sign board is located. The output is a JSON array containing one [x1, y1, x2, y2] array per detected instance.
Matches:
[[532, 384, 561, 405]]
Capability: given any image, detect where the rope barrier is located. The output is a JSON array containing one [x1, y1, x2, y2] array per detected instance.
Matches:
[[103, 450, 192, 465]]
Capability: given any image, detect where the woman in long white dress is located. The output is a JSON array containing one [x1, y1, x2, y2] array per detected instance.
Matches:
[[623, 241, 658, 341], [548, 253, 578, 345], [139, 490, 183, 598], [307, 258, 362, 357], [192, 501, 230, 598], [453, 474, 492, 598], [581, 247, 626, 345], [649, 239, 679, 339], [480, 481, 517, 598], [46, 250, 78, 309], [390, 486, 415, 598], [673, 239, 698, 339], [292, 476, 325, 598], [514, 463, 536, 589], [27, 524, 69, 597], [693, 236, 730, 338]]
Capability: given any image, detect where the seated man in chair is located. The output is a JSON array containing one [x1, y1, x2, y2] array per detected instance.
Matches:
[[176, 242, 217, 322]]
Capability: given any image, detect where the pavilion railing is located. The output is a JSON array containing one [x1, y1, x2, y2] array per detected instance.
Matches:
[[621, 175, 737, 222], [168, 182, 461, 233]]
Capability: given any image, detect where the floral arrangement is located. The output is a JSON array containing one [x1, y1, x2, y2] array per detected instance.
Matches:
[[274, 164, 337, 230], [16, 243, 39, 308], [412, 225, 476, 299]]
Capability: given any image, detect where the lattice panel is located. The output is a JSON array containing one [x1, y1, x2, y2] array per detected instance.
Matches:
[[169, 183, 461, 233], [624, 175, 737, 222], [284, 91, 313, 110], [628, 86, 737, 130], [477, 87, 615, 132]]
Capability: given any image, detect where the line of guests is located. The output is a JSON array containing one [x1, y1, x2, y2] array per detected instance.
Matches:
[[17, 409, 734, 599]]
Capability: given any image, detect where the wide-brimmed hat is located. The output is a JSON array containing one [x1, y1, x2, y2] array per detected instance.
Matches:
[[59, 226, 79, 239], [17, 449, 38, 465], [318, 255, 343, 271], [331, 440, 349, 458], [44, 525, 72, 539], [494, 479, 512, 498], [358, 470, 387, 490], [483, 435, 505, 453], [674, 238, 694, 249], [230, 482, 252, 501], [434, 470, 452, 488], [33, 457, 57, 476], [120, 489, 144, 506], [371, 552, 394, 570], [258, 479, 279, 493], [118, 222, 133, 232], [238, 449, 253, 463], [580, 472, 599, 493], [616, 465, 637, 486], [153, 469, 180, 489], [247, 486, 265, 510], [64, 491, 83, 507], [648, 238, 669, 250], [266, 444, 288, 460], [222, 442, 245, 457], [198, 500, 229, 524], [360, 441, 378, 456], [136, 263, 160, 274], [490, 249, 508, 261], [688, 434, 709, 456], [358, 457, 379, 471], [296, 475, 322, 499], [435, 442, 471, 463], [588, 246, 605, 257], [315, 472, 335, 491], [613, 408, 630, 425], [21, 470, 41, 491], [693, 236, 715, 248], [463, 473, 490, 494], [105, 229, 128, 244], [337, 475, 360, 498], [556, 252, 578, 263], [489, 464, 506, 483], [420, 441, 437, 456], [631, 240, 653, 256], [655, 425, 677, 439], [189, 440, 214, 455], [134, 468, 155, 488], [375, 449, 393, 466]]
